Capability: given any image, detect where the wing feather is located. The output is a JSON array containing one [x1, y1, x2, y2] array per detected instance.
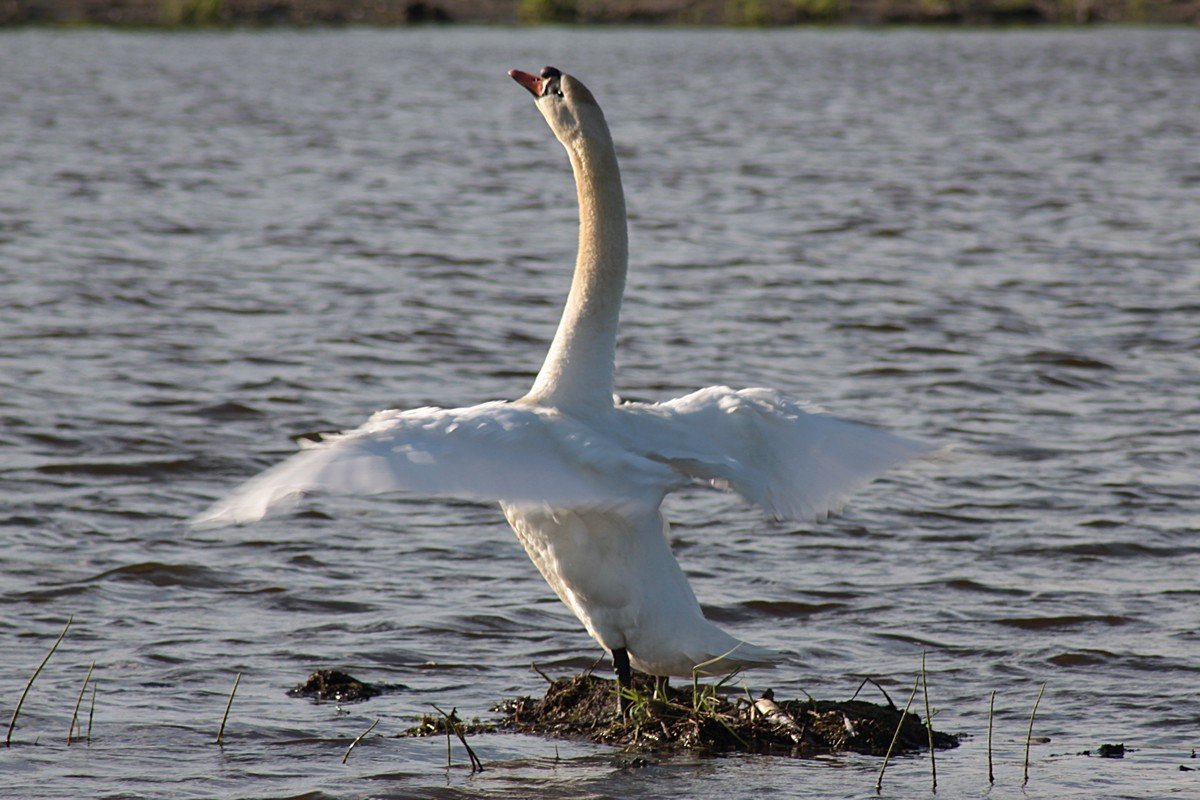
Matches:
[[620, 386, 934, 521], [194, 401, 679, 527]]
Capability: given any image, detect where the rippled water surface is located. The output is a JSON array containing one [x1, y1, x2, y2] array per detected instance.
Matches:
[[2, 27, 1199, 799]]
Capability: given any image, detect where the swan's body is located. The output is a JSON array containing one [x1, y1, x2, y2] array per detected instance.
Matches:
[[197, 67, 932, 680]]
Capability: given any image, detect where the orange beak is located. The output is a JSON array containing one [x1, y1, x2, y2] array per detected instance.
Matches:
[[509, 69, 545, 98]]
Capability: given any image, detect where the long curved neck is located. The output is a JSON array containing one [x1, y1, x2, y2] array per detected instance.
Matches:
[[526, 120, 627, 412]]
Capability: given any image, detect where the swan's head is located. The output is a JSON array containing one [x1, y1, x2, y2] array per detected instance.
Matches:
[[509, 66, 607, 148]]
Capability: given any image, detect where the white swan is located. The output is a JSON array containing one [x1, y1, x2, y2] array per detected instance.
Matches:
[[196, 67, 932, 692]]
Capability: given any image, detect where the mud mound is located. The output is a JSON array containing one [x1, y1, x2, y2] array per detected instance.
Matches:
[[288, 669, 405, 703], [405, 673, 959, 757]]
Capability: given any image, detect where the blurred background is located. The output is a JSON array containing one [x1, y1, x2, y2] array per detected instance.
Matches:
[[3, 0, 1199, 27]]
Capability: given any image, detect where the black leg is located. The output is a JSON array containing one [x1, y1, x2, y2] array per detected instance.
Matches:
[[613, 647, 632, 717]]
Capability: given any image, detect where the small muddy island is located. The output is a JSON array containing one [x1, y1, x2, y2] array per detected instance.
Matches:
[[402, 672, 959, 758]]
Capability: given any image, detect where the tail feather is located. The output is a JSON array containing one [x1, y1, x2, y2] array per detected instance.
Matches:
[[691, 639, 786, 676]]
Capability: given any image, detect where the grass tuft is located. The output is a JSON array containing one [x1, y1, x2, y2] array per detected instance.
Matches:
[[68, 660, 96, 745], [6, 616, 73, 748]]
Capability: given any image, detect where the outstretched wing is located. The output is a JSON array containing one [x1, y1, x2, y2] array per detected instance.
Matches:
[[194, 401, 681, 527], [619, 386, 934, 521]]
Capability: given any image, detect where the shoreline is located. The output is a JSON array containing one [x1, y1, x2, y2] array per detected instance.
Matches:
[[2, 0, 1197, 27]]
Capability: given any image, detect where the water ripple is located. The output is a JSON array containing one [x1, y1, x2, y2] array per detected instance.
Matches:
[[0, 26, 1197, 800]]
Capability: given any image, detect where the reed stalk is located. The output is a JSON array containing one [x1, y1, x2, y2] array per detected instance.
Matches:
[[215, 672, 241, 745], [690, 644, 741, 713], [1023, 682, 1045, 785], [875, 674, 920, 793], [87, 682, 97, 745], [530, 663, 554, 685], [67, 660, 96, 745], [6, 615, 73, 747], [849, 676, 897, 709], [987, 689, 996, 784], [921, 650, 936, 792], [432, 704, 483, 772], [341, 718, 379, 764]]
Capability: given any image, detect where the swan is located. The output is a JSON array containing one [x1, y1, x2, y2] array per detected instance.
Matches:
[[195, 66, 932, 698]]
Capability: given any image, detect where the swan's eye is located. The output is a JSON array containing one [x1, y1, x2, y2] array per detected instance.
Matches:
[[539, 66, 565, 98]]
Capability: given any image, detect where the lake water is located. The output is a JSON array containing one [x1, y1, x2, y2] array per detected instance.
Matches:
[[1, 26, 1198, 800]]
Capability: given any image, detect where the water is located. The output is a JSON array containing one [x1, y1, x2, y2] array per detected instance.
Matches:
[[2, 26, 1198, 799]]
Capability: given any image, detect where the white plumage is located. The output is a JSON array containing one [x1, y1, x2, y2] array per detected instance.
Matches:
[[196, 67, 932, 679]]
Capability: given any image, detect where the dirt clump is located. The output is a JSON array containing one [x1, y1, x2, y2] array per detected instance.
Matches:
[[288, 669, 403, 703]]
